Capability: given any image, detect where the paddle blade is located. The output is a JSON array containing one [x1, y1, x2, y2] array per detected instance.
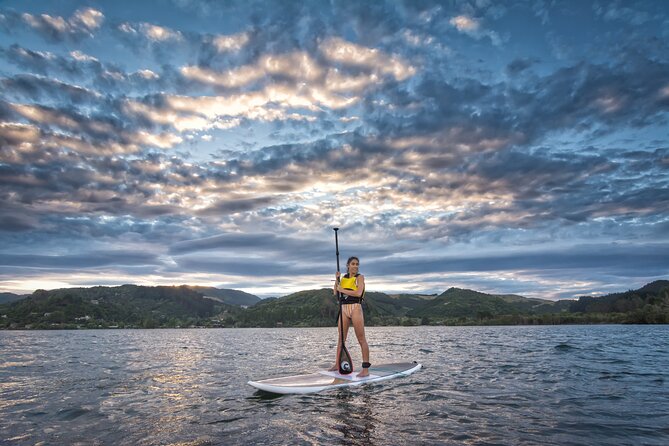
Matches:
[[338, 344, 353, 375]]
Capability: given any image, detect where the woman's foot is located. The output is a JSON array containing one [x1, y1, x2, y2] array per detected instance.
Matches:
[[327, 364, 338, 371], [357, 368, 369, 378]]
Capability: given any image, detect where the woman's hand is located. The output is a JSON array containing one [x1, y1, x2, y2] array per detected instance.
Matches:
[[333, 271, 340, 296]]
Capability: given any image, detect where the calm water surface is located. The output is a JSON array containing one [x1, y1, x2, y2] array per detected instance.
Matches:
[[1, 325, 668, 445]]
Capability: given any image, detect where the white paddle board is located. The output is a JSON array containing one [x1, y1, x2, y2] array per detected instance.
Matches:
[[248, 362, 421, 394]]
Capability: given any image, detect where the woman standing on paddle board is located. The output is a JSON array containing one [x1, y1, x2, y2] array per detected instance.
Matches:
[[332, 256, 371, 377]]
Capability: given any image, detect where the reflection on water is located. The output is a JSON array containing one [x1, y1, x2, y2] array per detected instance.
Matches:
[[333, 390, 375, 446], [0, 326, 668, 445]]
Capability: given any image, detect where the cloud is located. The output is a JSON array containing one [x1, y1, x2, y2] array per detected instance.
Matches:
[[137, 38, 416, 134], [20, 7, 104, 41], [2, 39, 666, 244], [506, 58, 538, 76], [0, 44, 169, 95], [168, 230, 400, 278], [122, 91, 316, 133], [4, 100, 182, 152], [169, 232, 328, 259], [111, 20, 200, 65], [118, 21, 184, 42], [0, 121, 40, 149], [319, 37, 416, 81], [0, 214, 38, 232], [449, 14, 501, 45], [197, 195, 279, 216], [122, 86, 340, 133], [593, 1, 652, 26], [1, 44, 62, 75], [367, 243, 669, 278], [0, 121, 182, 161], [450, 14, 479, 32], [0, 250, 158, 269], [1, 1, 668, 299], [180, 51, 325, 88], [210, 31, 250, 53], [173, 255, 318, 276], [532, 0, 553, 25], [517, 57, 669, 134]]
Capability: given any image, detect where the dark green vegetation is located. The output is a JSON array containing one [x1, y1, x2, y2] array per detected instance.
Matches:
[[0, 285, 252, 329], [1, 281, 667, 329], [405, 283, 669, 325]]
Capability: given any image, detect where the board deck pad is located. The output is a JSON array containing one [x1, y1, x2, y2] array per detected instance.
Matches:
[[248, 362, 421, 394], [318, 370, 381, 380]]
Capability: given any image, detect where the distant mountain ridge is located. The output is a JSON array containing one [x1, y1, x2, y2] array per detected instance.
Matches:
[[186, 286, 262, 306], [406, 287, 573, 322], [570, 280, 669, 315], [1, 280, 667, 328], [0, 292, 26, 305], [0, 285, 222, 329]]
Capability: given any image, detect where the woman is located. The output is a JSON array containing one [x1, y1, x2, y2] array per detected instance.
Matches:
[[332, 256, 371, 377]]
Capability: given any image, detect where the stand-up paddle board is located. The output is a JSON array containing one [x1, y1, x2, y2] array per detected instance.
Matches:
[[248, 362, 421, 394]]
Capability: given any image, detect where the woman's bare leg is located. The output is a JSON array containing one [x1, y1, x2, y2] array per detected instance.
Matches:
[[329, 311, 351, 370], [351, 304, 370, 376]]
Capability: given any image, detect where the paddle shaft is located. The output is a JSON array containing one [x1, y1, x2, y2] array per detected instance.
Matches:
[[334, 228, 341, 292], [333, 227, 352, 374], [334, 227, 342, 334]]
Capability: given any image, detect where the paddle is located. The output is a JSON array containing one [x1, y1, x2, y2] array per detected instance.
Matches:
[[333, 227, 353, 375]]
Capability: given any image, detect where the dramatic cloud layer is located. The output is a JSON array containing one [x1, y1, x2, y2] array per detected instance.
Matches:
[[1, 1, 668, 298]]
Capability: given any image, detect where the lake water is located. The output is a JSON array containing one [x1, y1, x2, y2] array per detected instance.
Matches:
[[1, 325, 668, 445]]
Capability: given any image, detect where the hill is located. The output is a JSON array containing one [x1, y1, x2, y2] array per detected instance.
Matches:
[[568, 280, 669, 323], [406, 287, 572, 324], [235, 289, 339, 327], [232, 287, 575, 327], [1, 280, 667, 328], [0, 292, 27, 305], [359, 291, 437, 325], [0, 285, 248, 329], [234, 289, 439, 327], [186, 286, 261, 306]]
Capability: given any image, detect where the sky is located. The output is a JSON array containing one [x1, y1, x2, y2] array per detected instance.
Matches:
[[0, 0, 668, 300]]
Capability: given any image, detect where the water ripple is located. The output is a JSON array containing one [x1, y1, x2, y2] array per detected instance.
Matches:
[[1, 326, 668, 445]]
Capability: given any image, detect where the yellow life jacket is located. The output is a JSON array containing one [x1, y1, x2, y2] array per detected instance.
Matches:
[[340, 273, 365, 300]]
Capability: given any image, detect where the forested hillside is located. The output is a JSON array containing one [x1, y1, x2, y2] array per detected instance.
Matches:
[[1, 280, 667, 329]]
